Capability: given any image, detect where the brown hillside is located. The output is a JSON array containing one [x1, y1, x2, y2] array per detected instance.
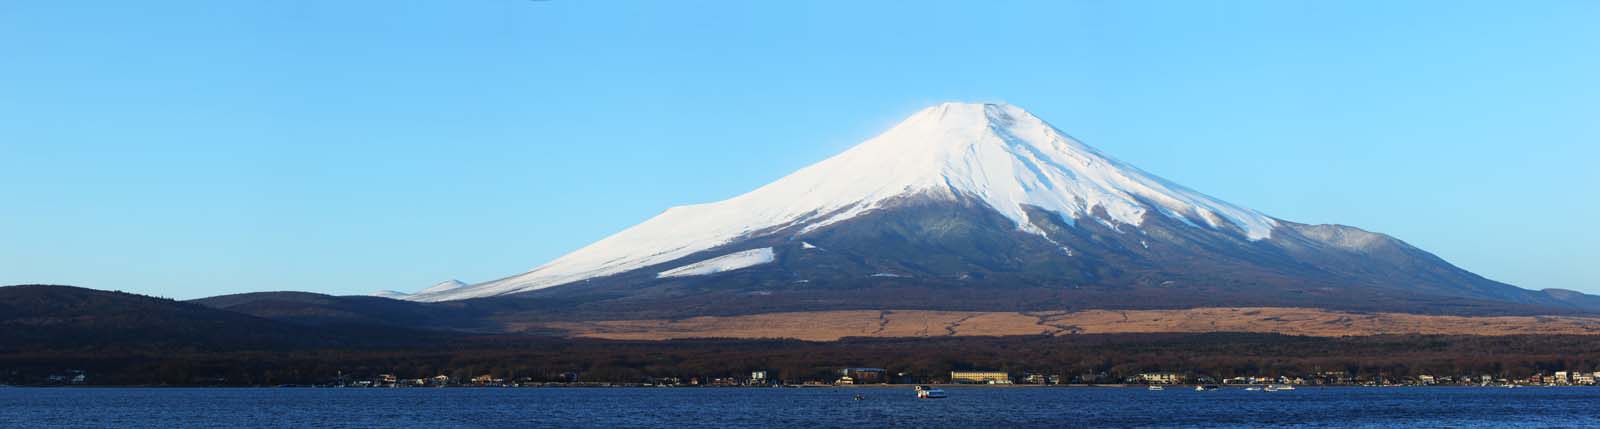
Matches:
[[530, 307, 1600, 341]]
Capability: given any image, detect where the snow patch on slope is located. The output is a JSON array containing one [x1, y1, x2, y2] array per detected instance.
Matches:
[[416, 279, 469, 295], [371, 290, 412, 299], [1293, 224, 1393, 253], [657, 247, 775, 278], [371, 279, 468, 300]]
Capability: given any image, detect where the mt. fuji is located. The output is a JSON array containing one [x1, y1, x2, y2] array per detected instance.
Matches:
[[382, 103, 1591, 317]]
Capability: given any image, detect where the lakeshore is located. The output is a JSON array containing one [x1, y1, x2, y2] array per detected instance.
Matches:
[[10, 332, 1600, 388]]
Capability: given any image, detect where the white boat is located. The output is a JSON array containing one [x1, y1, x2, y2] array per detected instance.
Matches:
[[1147, 385, 1164, 391], [1244, 386, 1262, 391], [915, 385, 947, 399], [1265, 384, 1296, 392]]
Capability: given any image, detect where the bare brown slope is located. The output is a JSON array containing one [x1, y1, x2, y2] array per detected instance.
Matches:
[[531, 307, 1600, 341]]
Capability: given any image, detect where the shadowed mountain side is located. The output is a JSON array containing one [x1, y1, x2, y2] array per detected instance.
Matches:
[[1540, 288, 1600, 309], [190, 291, 505, 332], [469, 195, 1594, 322]]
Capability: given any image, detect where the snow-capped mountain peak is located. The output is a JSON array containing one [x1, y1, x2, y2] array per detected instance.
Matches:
[[801, 102, 1277, 239], [404, 102, 1277, 302]]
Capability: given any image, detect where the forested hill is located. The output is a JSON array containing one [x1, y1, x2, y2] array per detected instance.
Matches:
[[0, 285, 441, 353]]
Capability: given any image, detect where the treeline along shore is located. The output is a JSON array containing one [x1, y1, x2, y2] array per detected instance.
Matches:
[[8, 333, 1600, 387]]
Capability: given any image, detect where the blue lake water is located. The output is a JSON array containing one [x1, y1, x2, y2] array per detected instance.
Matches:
[[2, 386, 1597, 428]]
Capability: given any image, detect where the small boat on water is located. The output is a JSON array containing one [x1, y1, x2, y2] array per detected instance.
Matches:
[[1244, 386, 1262, 391], [1147, 385, 1164, 391], [1194, 385, 1221, 391], [1265, 384, 1296, 392], [915, 385, 947, 399]]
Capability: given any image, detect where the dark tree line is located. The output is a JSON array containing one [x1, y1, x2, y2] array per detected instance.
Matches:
[[7, 333, 1600, 386]]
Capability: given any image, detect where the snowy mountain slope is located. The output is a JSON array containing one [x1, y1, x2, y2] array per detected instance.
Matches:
[[449, 192, 1585, 320], [407, 103, 1279, 302]]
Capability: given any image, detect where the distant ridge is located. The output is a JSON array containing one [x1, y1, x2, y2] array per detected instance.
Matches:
[[0, 285, 428, 351]]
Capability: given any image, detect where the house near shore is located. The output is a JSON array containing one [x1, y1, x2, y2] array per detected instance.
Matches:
[[1139, 372, 1184, 384], [951, 371, 1011, 384], [1573, 373, 1596, 385], [839, 368, 886, 384], [471, 374, 503, 386], [1021, 373, 1060, 384]]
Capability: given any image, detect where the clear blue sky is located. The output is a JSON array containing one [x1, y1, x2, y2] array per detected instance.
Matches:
[[2, 1, 1596, 299]]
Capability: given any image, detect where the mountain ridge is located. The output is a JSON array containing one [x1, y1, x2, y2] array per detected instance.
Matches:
[[369, 102, 1595, 318]]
